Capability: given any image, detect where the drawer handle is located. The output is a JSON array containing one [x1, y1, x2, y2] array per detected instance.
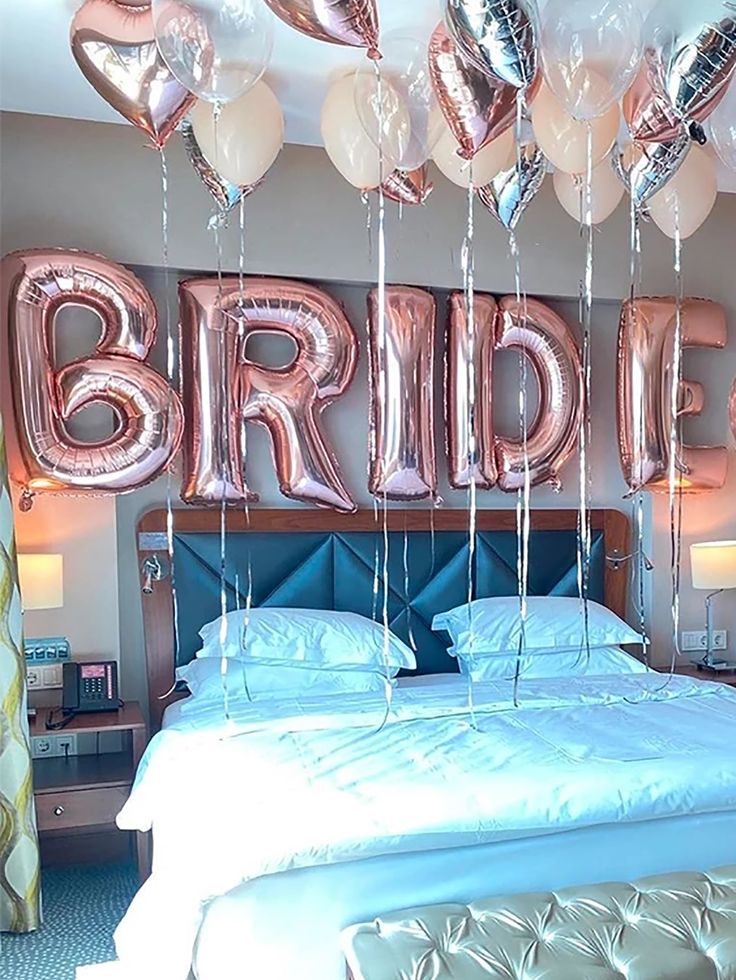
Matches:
[[53, 805, 64, 816]]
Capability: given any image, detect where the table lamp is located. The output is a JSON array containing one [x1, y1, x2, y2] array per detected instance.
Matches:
[[17, 553, 69, 660], [690, 540, 736, 671]]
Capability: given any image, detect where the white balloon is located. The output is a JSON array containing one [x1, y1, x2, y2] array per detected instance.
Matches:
[[322, 75, 405, 189], [647, 144, 718, 239], [553, 157, 624, 224], [190, 81, 284, 186], [432, 120, 514, 188]]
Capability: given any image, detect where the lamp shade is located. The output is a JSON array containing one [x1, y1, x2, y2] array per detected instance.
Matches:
[[690, 541, 736, 591], [17, 554, 64, 610]]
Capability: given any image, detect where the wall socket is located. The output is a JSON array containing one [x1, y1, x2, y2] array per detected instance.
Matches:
[[681, 630, 728, 652], [31, 733, 77, 759], [26, 664, 63, 690]]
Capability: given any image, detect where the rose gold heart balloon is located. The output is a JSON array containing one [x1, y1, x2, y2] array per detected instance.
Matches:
[[624, 62, 728, 144], [70, 0, 196, 148], [378, 166, 433, 205], [428, 22, 536, 161]]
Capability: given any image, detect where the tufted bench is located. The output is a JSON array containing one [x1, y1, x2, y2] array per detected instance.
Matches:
[[342, 866, 736, 979]]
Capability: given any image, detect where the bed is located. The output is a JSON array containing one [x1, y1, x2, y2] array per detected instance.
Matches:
[[114, 507, 736, 980]]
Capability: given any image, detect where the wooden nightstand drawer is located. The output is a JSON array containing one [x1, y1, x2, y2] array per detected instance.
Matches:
[[36, 785, 129, 832]]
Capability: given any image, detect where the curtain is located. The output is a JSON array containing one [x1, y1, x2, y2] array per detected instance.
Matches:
[[0, 411, 40, 933]]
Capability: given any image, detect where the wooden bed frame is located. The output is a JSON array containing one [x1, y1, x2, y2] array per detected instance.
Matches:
[[137, 507, 630, 730]]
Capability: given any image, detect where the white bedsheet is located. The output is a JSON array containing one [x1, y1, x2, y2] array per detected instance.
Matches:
[[114, 673, 736, 979]]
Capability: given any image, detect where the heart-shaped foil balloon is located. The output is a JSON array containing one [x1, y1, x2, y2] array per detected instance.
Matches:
[[445, 0, 538, 90], [613, 136, 690, 209], [181, 119, 261, 227], [477, 142, 546, 231], [70, 0, 196, 148], [624, 62, 729, 144], [647, 6, 736, 132], [377, 166, 433, 206], [428, 22, 537, 161]]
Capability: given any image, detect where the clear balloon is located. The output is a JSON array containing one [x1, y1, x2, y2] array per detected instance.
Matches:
[[1, 249, 183, 506], [322, 74, 406, 188], [709, 78, 736, 172], [179, 276, 357, 511], [646, 0, 736, 138], [352, 68, 414, 171], [262, 0, 379, 58], [553, 158, 624, 224], [428, 21, 539, 161], [540, 0, 643, 121], [531, 82, 619, 174], [477, 140, 547, 230], [445, 0, 538, 90], [189, 82, 284, 187], [432, 116, 514, 187], [70, 0, 195, 148], [356, 32, 444, 171], [368, 286, 438, 500], [152, 0, 274, 104], [647, 144, 718, 239], [617, 297, 728, 493]]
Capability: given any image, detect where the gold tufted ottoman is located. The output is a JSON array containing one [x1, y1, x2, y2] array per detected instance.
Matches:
[[342, 867, 736, 979]]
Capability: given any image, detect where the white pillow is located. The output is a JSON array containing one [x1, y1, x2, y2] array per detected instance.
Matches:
[[457, 645, 648, 681], [198, 608, 416, 672], [177, 657, 392, 702], [432, 596, 645, 656]]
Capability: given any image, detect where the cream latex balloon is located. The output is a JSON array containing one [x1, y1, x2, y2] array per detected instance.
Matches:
[[322, 74, 407, 189], [531, 82, 618, 174], [553, 157, 624, 224], [432, 121, 514, 188], [189, 81, 284, 186], [647, 144, 718, 240]]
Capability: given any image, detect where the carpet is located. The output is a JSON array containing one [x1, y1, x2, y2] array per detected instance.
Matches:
[[1, 863, 138, 980]]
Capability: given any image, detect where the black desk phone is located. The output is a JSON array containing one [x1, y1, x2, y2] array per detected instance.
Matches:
[[62, 661, 120, 713]]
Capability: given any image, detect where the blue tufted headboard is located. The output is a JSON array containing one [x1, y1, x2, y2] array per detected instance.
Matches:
[[138, 508, 629, 728]]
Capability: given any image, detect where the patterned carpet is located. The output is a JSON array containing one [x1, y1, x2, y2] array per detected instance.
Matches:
[[2, 863, 138, 980]]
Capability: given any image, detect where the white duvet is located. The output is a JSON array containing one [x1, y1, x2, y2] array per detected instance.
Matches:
[[115, 673, 736, 979]]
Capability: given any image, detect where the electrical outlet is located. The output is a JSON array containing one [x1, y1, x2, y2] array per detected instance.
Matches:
[[32, 736, 55, 759], [681, 630, 728, 652], [55, 733, 77, 758]]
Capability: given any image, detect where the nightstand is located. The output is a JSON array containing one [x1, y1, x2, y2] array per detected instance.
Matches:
[[672, 663, 736, 688], [30, 701, 148, 879]]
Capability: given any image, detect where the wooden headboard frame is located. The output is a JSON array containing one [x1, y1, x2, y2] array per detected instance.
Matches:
[[137, 507, 629, 730]]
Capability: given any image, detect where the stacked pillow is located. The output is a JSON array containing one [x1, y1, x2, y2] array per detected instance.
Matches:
[[432, 596, 647, 680], [178, 608, 416, 702]]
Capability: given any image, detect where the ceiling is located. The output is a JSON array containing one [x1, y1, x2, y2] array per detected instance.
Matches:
[[1, 0, 733, 191]]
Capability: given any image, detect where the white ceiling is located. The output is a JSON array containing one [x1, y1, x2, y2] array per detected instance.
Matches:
[[1, 0, 733, 190]]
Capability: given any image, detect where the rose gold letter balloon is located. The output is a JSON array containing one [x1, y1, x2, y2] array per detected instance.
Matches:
[[617, 297, 728, 493], [180, 277, 357, 512], [494, 296, 582, 492], [446, 292, 498, 488], [70, 0, 195, 148], [1, 249, 183, 507], [368, 286, 437, 500]]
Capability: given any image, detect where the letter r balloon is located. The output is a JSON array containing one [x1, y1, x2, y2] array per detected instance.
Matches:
[[179, 277, 357, 512]]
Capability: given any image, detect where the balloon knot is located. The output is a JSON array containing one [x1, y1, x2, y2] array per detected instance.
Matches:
[[688, 121, 707, 145], [19, 489, 34, 513], [367, 47, 382, 61]]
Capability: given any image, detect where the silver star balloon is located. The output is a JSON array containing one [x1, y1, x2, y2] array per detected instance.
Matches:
[[477, 141, 546, 230], [613, 135, 690, 210], [445, 0, 538, 90]]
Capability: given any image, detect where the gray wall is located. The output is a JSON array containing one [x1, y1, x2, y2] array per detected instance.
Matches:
[[2, 112, 734, 717]]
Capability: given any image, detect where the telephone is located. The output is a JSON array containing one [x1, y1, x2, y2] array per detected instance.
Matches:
[[62, 661, 121, 714]]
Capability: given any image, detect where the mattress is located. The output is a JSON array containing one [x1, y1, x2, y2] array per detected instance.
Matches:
[[114, 672, 736, 980]]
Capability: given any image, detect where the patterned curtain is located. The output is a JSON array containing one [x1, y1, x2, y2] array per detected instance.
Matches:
[[0, 411, 40, 933]]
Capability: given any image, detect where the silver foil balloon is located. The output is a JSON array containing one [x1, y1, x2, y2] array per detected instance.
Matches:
[[477, 140, 546, 230], [181, 119, 261, 227], [647, 2, 736, 134], [613, 136, 690, 208], [445, 0, 538, 90]]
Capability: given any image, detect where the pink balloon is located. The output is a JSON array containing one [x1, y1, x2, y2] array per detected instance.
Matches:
[[180, 277, 357, 512], [70, 0, 196, 148], [446, 293, 582, 492], [368, 286, 437, 500], [1, 249, 183, 509], [617, 297, 728, 493]]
